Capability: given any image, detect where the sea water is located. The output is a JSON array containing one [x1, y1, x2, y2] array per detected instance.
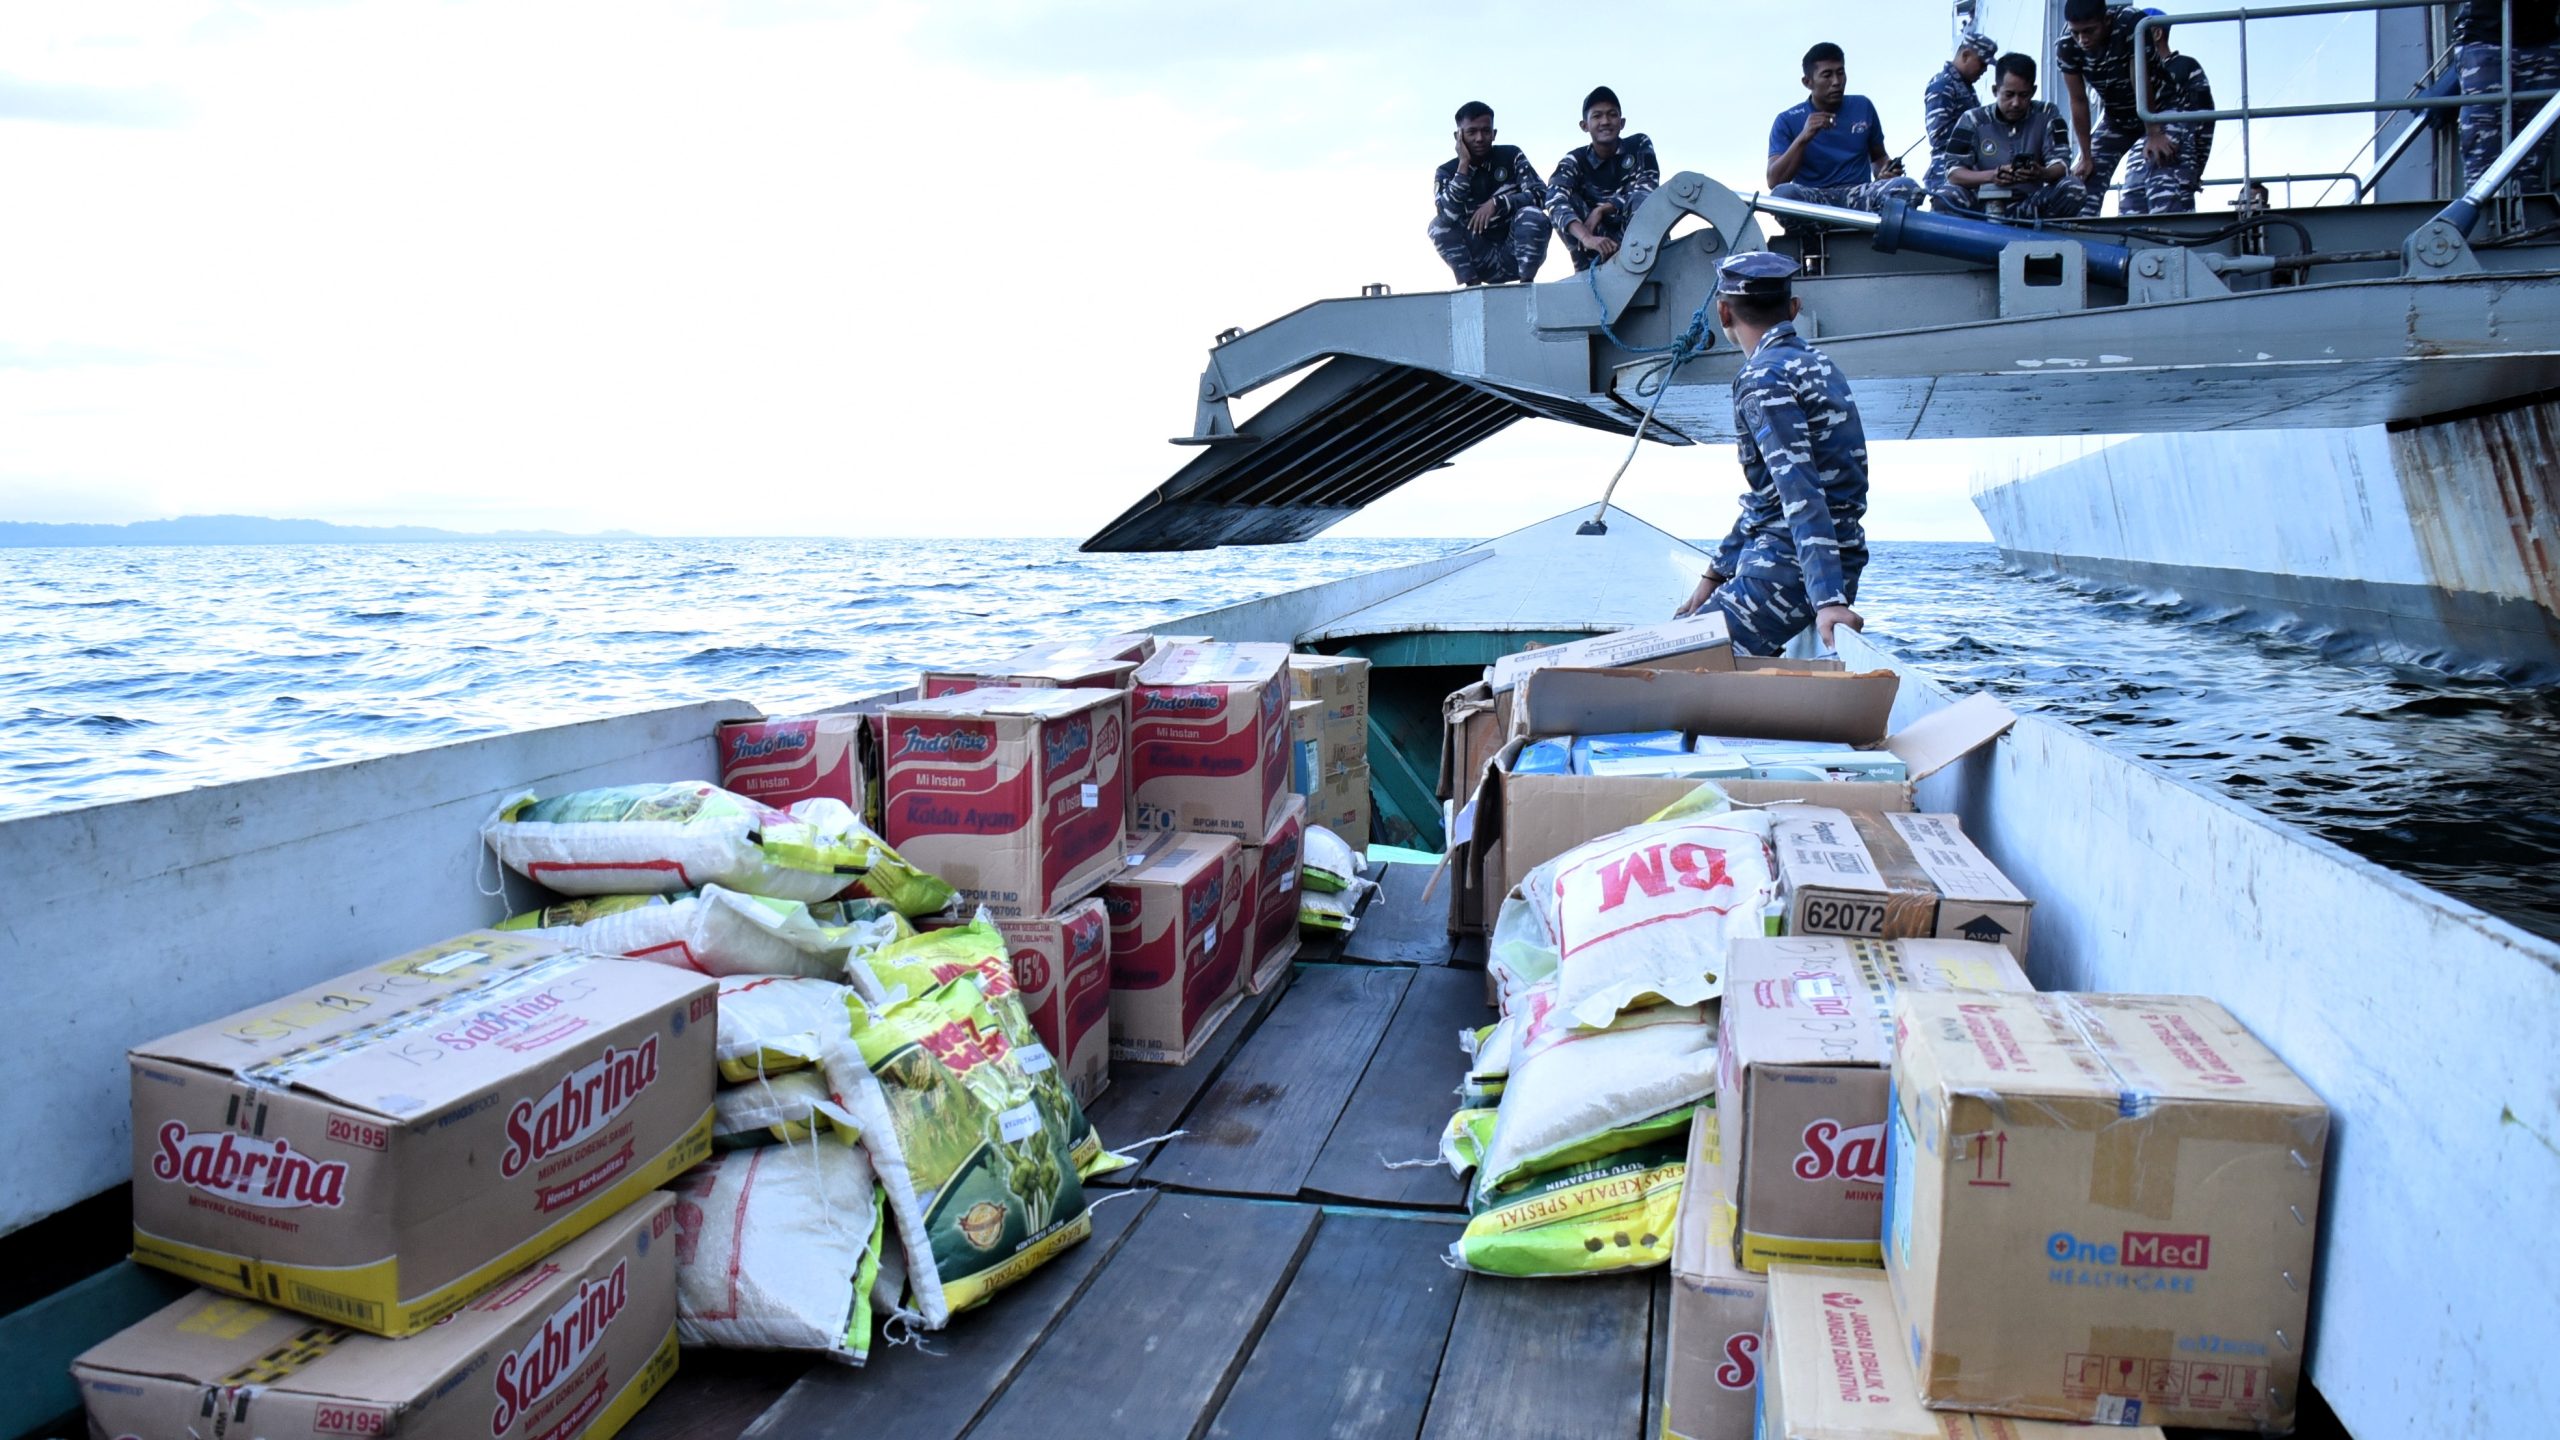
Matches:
[[5, 537, 2555, 940]]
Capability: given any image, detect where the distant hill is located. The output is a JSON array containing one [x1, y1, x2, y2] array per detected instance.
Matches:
[[0, 515, 649, 547]]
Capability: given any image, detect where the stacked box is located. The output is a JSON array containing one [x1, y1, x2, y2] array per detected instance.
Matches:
[[1885, 991, 2329, 1431], [1129, 642, 1293, 840], [993, 898, 1114, 1107], [1288, 654, 1372, 849], [127, 931, 715, 1338], [1774, 807, 2033, 960], [1287, 653, 1371, 718], [1288, 699, 1324, 795], [879, 686, 1128, 919], [79, 1194, 682, 1440], [920, 656, 1140, 699], [1103, 831, 1250, 1064], [1662, 1110, 1769, 1440], [1240, 793, 1307, 994], [1715, 937, 2031, 1273], [715, 712, 876, 829]]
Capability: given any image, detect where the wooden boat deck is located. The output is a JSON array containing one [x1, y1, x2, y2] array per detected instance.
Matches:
[[625, 862, 1671, 1440]]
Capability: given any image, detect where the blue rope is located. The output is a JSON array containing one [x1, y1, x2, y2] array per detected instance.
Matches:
[[1580, 260, 1721, 397]]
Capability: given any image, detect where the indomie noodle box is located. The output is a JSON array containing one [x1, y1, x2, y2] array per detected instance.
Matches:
[[1104, 831, 1250, 1064], [127, 932, 714, 1338], [991, 899, 1114, 1107], [1239, 792, 1306, 995], [1128, 642, 1294, 841], [80, 1191, 680, 1440], [879, 686, 1128, 919]]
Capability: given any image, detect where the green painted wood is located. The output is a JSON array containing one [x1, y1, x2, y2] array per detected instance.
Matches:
[[1338, 631, 1588, 668], [1, 1262, 189, 1440], [1205, 1213, 1466, 1439], [1367, 707, 1448, 853]]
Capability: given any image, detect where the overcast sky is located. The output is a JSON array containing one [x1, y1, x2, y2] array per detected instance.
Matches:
[[2, 1, 2380, 541]]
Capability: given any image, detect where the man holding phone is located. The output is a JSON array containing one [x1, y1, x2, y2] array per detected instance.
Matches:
[[1768, 43, 1920, 213], [1933, 52, 2087, 218], [1428, 102, 1553, 286]]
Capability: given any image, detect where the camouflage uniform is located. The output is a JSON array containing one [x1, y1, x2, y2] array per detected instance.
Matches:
[[1922, 60, 1983, 192], [1545, 133, 1661, 271], [2057, 2, 2145, 217], [2454, 3, 2560, 189], [2123, 51, 2214, 215], [1929, 99, 2088, 218], [1429, 144, 1553, 284], [1707, 320, 1870, 656]]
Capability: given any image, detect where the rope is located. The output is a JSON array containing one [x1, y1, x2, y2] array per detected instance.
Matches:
[[1577, 262, 1726, 531]]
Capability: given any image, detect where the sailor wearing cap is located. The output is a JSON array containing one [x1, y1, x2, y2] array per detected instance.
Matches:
[[1675, 252, 1870, 655], [1924, 32, 2001, 194]]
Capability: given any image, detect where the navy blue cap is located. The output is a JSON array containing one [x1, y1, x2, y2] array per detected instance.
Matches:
[[1960, 31, 1998, 60], [1716, 251, 1800, 298]]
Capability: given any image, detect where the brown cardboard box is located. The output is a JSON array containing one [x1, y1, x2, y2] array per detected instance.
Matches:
[[716, 712, 875, 827], [128, 932, 713, 1337], [1663, 1109, 1769, 1440], [1885, 992, 2329, 1431], [81, 1194, 679, 1440], [1289, 699, 1324, 795], [1485, 612, 1737, 693], [1130, 642, 1294, 841], [993, 899, 1114, 1108], [1240, 794, 1307, 995], [1287, 653, 1371, 719], [1309, 762, 1372, 852], [920, 657, 1139, 698], [879, 686, 1128, 919], [1760, 1263, 2168, 1440], [1103, 831, 1250, 1064], [1775, 808, 2033, 961], [1459, 668, 2015, 922], [1319, 708, 1367, 773], [1717, 938, 2031, 1273]]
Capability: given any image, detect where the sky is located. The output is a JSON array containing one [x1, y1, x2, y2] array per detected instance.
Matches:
[[1, 1, 2384, 541]]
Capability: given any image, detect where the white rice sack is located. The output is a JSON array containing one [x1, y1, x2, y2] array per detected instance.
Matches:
[[500, 885, 913, 980], [713, 1070, 860, 1147], [1301, 825, 1361, 892], [1476, 981, 1717, 1194], [715, 975, 860, 1083], [1487, 892, 1559, 1017], [481, 782, 953, 912], [1520, 810, 1775, 1028], [670, 1137, 884, 1364]]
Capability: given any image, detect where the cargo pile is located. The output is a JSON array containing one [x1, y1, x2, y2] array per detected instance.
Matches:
[[75, 627, 1384, 1440]]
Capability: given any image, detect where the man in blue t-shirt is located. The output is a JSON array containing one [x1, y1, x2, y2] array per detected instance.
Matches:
[[1768, 42, 1921, 213]]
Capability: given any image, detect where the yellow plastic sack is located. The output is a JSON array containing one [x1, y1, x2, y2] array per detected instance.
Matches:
[[1448, 1133, 1686, 1277]]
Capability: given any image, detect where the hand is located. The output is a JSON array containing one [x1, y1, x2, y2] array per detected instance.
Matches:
[[2147, 133, 2179, 163], [1880, 156, 1906, 179], [1469, 197, 1500, 234], [1816, 604, 1865, 649], [1804, 109, 1836, 136], [1454, 133, 1473, 171], [1588, 232, 1620, 261], [1675, 571, 1723, 618], [2072, 151, 2095, 181]]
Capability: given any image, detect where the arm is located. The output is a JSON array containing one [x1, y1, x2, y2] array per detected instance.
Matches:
[[2064, 75, 2095, 176], [1542, 152, 1584, 231], [1501, 150, 1547, 219], [1946, 116, 1998, 186], [1741, 382, 1851, 611], [1768, 112, 1809, 186], [1433, 162, 1472, 225]]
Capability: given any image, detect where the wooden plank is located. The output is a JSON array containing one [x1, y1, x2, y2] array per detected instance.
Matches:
[[1205, 1213, 1466, 1440], [1147, 965, 1414, 1198], [1644, 1268, 1671, 1440], [620, 1351, 807, 1440], [740, 1190, 1158, 1440], [1418, 1271, 1654, 1440], [1450, 932, 1487, 968], [969, 1196, 1321, 1440], [1344, 863, 1455, 965], [1082, 981, 1288, 1188], [1301, 967, 1487, 1209]]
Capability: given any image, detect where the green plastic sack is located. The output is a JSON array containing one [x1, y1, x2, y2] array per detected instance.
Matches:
[[858, 918, 1128, 1182], [1448, 1134, 1686, 1277], [827, 975, 1091, 1328]]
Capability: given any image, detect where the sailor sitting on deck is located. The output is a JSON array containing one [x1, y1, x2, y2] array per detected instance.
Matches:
[[1428, 102, 1554, 286], [1766, 43, 1920, 215], [1544, 87, 1660, 271], [1931, 53, 2087, 219], [1922, 31, 2001, 199], [1674, 253, 1870, 656]]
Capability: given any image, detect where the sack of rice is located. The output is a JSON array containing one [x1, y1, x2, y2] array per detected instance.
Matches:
[[1487, 893, 1559, 1017], [823, 975, 1091, 1329], [715, 974, 863, 1083], [482, 782, 954, 914], [713, 1070, 859, 1147], [1475, 983, 1717, 1194], [1449, 1132, 1687, 1277], [671, 1134, 886, 1364], [1301, 824, 1361, 892], [498, 885, 913, 979], [1518, 807, 1775, 1029], [859, 917, 1128, 1181]]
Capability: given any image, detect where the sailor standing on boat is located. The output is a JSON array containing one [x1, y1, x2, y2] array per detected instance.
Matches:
[[1675, 252, 1868, 655]]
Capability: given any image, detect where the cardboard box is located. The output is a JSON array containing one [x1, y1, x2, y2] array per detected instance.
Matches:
[[715, 712, 875, 827], [1289, 699, 1325, 795], [1663, 1109, 1770, 1440], [1885, 992, 2329, 1431], [1458, 668, 2014, 922], [879, 686, 1128, 919], [80, 1193, 680, 1440], [1130, 642, 1294, 841], [1309, 762, 1372, 852], [920, 657, 1139, 699], [1288, 653, 1371, 718], [128, 932, 714, 1338], [1485, 612, 1736, 693], [1103, 831, 1250, 1064], [994, 899, 1114, 1108], [1241, 794, 1307, 995], [1716, 937, 2032, 1273], [1319, 708, 1367, 773], [1760, 1262, 2168, 1440], [1776, 808, 2033, 961]]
